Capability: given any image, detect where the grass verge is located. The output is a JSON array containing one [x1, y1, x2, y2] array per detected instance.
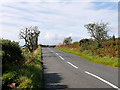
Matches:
[[56, 47, 120, 68], [2, 47, 43, 89]]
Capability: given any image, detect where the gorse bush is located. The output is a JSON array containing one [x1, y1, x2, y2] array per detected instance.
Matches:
[[79, 38, 119, 58], [79, 39, 98, 53], [79, 39, 89, 46], [1, 39, 24, 65], [56, 39, 120, 67], [100, 40, 119, 57], [2, 45, 43, 89], [57, 38, 119, 58]]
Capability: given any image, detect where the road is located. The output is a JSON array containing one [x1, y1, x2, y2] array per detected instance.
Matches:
[[42, 48, 119, 89]]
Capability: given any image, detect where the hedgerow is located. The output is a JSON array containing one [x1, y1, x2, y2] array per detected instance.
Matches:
[[1, 39, 24, 65], [2, 39, 43, 89]]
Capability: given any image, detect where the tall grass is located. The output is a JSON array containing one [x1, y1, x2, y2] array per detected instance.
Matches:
[[2, 47, 43, 89]]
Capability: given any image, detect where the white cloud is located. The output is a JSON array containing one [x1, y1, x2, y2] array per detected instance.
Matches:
[[67, 33, 73, 37], [0, 1, 118, 45], [44, 32, 56, 40], [0, 0, 119, 3]]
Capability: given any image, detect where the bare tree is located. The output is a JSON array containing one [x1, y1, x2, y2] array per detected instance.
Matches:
[[19, 26, 40, 52], [84, 22, 110, 46]]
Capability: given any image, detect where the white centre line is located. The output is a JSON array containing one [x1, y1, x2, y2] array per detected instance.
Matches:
[[85, 71, 120, 90], [55, 52, 64, 60], [51, 50, 54, 52], [50, 48, 118, 89], [67, 61, 78, 69], [59, 56, 65, 60], [56, 53, 59, 55]]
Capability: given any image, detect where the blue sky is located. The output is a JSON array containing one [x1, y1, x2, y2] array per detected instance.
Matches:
[[0, 0, 118, 45], [92, 2, 118, 10]]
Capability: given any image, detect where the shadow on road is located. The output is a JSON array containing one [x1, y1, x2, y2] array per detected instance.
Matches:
[[43, 65, 68, 89], [42, 48, 68, 89]]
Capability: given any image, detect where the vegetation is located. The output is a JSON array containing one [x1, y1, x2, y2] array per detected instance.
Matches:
[[56, 21, 120, 68], [19, 26, 40, 52], [63, 37, 72, 45], [84, 22, 110, 47], [2, 39, 43, 89], [1, 39, 24, 65], [1, 21, 119, 89], [56, 37, 120, 68]]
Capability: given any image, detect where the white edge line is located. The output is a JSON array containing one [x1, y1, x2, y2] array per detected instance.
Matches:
[[67, 62, 78, 69], [85, 71, 120, 90]]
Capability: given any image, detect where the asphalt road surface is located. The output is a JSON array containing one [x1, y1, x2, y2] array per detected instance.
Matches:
[[42, 48, 119, 89]]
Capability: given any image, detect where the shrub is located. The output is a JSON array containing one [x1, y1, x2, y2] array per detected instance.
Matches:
[[79, 39, 89, 46], [2, 47, 42, 89], [1, 39, 24, 65]]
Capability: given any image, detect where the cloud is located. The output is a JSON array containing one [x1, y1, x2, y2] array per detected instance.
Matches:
[[0, 0, 119, 3], [67, 33, 73, 37], [0, 1, 118, 45], [39, 29, 65, 45], [44, 32, 57, 40]]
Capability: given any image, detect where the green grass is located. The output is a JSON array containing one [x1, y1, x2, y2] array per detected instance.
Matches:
[[56, 47, 120, 68], [2, 47, 43, 89]]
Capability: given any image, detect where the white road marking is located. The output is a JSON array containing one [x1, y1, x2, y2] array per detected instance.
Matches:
[[49, 48, 119, 89], [49, 49, 54, 53], [55, 52, 64, 60], [67, 61, 78, 69], [59, 56, 65, 60], [85, 71, 120, 90], [51, 50, 54, 52], [56, 53, 59, 55]]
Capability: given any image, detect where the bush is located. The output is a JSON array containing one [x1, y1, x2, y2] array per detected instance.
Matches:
[[79, 39, 98, 52], [79, 38, 89, 46], [1, 39, 24, 65], [2, 47, 42, 89], [58, 38, 119, 58]]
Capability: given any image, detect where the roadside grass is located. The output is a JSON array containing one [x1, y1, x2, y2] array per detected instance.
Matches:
[[56, 47, 119, 68], [2, 47, 43, 89]]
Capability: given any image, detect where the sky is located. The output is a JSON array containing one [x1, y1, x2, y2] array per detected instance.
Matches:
[[0, 0, 119, 45]]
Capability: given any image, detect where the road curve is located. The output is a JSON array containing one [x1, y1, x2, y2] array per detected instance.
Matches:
[[42, 48, 119, 89]]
